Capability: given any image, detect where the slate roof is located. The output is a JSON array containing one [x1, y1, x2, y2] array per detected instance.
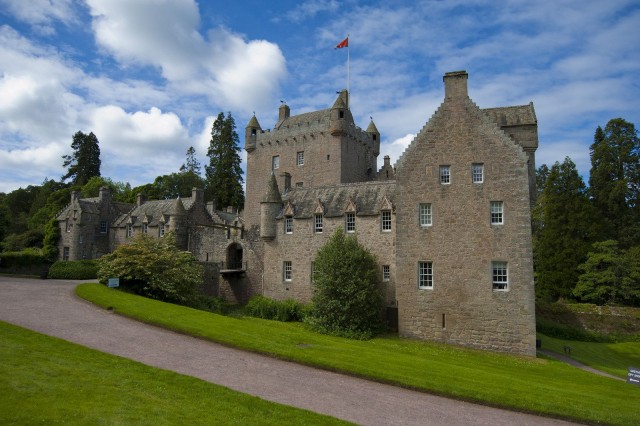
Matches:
[[482, 103, 537, 127], [278, 181, 396, 219]]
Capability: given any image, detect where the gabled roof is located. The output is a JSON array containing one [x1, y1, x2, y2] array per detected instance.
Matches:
[[278, 181, 396, 219], [482, 103, 537, 127]]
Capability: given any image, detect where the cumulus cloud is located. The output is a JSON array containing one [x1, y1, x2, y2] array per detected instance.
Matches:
[[86, 0, 287, 114], [0, 0, 77, 34]]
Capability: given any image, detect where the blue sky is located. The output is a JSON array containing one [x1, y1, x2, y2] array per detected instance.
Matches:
[[0, 0, 638, 193]]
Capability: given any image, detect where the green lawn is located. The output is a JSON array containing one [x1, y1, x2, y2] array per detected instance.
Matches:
[[76, 283, 640, 426], [0, 320, 349, 425], [538, 333, 640, 378]]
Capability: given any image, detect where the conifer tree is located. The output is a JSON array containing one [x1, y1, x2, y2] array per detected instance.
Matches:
[[205, 113, 244, 210], [180, 146, 202, 175], [62, 131, 101, 186], [589, 118, 640, 248], [534, 157, 600, 301]]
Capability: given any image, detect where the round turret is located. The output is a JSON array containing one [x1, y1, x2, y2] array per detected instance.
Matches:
[[260, 173, 282, 241], [245, 114, 261, 152], [366, 119, 381, 156]]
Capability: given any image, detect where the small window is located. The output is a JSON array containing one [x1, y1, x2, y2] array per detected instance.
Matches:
[[283, 261, 292, 282], [490, 201, 504, 225], [382, 265, 390, 282], [381, 210, 392, 232], [63, 247, 70, 261], [272, 155, 280, 170], [372, 134, 377, 141], [345, 212, 355, 233], [339, 110, 344, 118], [297, 151, 304, 166], [159, 223, 166, 237], [492, 261, 508, 291], [311, 261, 317, 284], [327, 154, 330, 161], [66, 221, 72, 233], [472, 163, 484, 183], [126, 224, 133, 238], [296, 182, 303, 188], [419, 203, 432, 227], [142, 223, 148, 234], [315, 214, 323, 233], [418, 261, 433, 289], [439, 166, 450, 184], [251, 128, 257, 135], [100, 221, 107, 234], [284, 217, 293, 234]]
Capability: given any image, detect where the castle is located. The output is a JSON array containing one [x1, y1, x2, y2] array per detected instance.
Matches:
[[57, 71, 538, 355]]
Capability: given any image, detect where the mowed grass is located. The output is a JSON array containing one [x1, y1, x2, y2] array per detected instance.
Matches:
[[0, 320, 349, 425], [538, 333, 640, 378], [76, 283, 640, 425]]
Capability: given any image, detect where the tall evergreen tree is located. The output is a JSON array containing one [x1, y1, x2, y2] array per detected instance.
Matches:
[[589, 118, 640, 248], [205, 112, 244, 210], [62, 131, 101, 186], [534, 158, 600, 301], [180, 146, 202, 175]]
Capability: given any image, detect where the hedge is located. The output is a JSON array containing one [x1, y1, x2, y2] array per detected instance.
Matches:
[[47, 260, 99, 280]]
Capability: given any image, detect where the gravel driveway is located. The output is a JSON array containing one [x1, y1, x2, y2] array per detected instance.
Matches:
[[0, 277, 575, 425]]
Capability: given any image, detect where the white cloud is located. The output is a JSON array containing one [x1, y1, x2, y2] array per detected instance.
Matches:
[[0, 0, 77, 34], [86, 0, 287, 114], [280, 0, 340, 23]]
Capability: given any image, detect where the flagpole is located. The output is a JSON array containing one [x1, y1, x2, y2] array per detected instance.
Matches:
[[347, 33, 350, 109]]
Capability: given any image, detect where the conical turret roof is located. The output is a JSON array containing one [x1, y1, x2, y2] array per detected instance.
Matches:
[[261, 173, 282, 203], [168, 197, 186, 215], [246, 114, 261, 129], [332, 90, 349, 109], [366, 119, 379, 134]]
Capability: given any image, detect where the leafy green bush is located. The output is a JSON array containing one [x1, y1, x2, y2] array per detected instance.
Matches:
[[48, 260, 99, 279], [306, 228, 384, 339], [192, 295, 233, 315], [245, 295, 307, 322], [97, 233, 203, 305], [0, 248, 48, 268]]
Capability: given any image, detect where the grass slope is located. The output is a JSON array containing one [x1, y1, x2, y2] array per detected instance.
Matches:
[[0, 320, 349, 425], [77, 284, 640, 426]]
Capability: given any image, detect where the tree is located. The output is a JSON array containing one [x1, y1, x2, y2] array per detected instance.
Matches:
[[534, 158, 600, 301], [589, 118, 640, 248], [180, 146, 202, 175], [205, 113, 244, 210], [573, 241, 640, 306], [97, 233, 203, 305], [62, 131, 101, 186], [307, 228, 384, 339]]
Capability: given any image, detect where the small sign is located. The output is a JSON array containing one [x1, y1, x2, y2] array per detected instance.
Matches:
[[107, 278, 120, 288], [628, 367, 640, 386]]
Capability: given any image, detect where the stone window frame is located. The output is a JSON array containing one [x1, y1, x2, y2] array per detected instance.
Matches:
[[62, 247, 70, 261], [492, 261, 508, 291], [472, 163, 484, 183], [142, 223, 148, 234], [297, 151, 304, 166], [314, 214, 323, 233], [126, 224, 133, 238], [418, 261, 433, 289], [66, 220, 72, 233], [381, 210, 392, 232], [100, 221, 108, 234], [382, 265, 390, 282], [159, 223, 166, 237], [490, 201, 504, 225], [284, 216, 293, 234], [439, 165, 451, 184], [272, 155, 280, 170], [283, 260, 292, 282], [345, 212, 356, 233], [310, 261, 317, 284], [419, 203, 432, 227]]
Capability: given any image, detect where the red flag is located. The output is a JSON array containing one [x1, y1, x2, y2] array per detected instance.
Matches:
[[335, 37, 348, 49]]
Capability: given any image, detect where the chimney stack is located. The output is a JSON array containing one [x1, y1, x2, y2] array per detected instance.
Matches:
[[443, 71, 468, 100]]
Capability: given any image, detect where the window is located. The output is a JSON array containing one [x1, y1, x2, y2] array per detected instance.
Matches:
[[283, 261, 292, 282], [419, 203, 432, 227], [315, 214, 323, 233], [63, 247, 70, 261], [472, 163, 484, 183], [142, 223, 148, 234], [382, 265, 390, 282], [272, 155, 280, 170], [296, 182, 303, 188], [66, 221, 72, 233], [381, 210, 392, 232], [311, 261, 317, 284], [418, 262, 433, 289], [159, 223, 166, 237], [345, 212, 355, 233], [439, 165, 450, 184], [490, 201, 504, 224], [126, 224, 133, 238], [100, 221, 107, 234], [284, 217, 293, 234], [297, 151, 304, 166], [492, 261, 508, 291]]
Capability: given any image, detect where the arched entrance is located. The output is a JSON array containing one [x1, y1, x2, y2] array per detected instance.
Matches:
[[226, 243, 243, 270]]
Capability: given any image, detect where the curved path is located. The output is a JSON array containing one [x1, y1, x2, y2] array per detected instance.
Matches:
[[0, 277, 575, 426]]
